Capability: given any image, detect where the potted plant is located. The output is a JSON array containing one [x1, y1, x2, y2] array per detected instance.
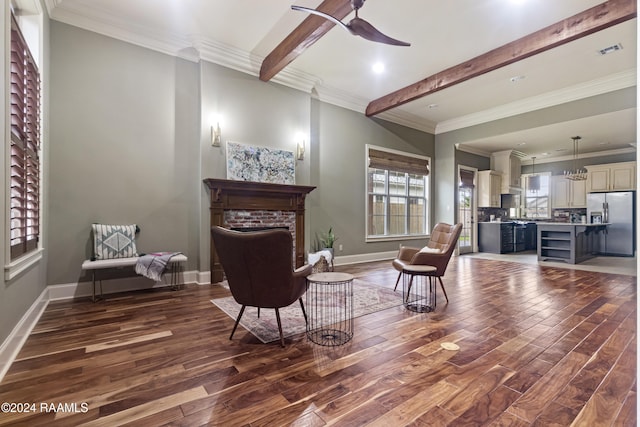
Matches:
[[319, 227, 338, 257]]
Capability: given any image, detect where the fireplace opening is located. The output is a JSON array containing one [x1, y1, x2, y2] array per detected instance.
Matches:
[[231, 226, 290, 233]]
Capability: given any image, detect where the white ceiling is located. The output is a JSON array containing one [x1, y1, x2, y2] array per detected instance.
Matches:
[[42, 0, 637, 161]]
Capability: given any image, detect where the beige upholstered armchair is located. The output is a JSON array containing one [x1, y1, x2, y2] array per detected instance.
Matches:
[[392, 223, 463, 302], [211, 226, 312, 347]]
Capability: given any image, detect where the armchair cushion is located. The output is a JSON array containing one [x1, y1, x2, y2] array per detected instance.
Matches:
[[419, 246, 442, 254]]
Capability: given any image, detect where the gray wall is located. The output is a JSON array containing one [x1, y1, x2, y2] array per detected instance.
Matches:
[[47, 23, 436, 287], [48, 22, 200, 284], [310, 103, 435, 256], [0, 1, 50, 347]]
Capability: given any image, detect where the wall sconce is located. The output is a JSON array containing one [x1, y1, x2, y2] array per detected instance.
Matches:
[[211, 121, 222, 147], [296, 140, 305, 160]]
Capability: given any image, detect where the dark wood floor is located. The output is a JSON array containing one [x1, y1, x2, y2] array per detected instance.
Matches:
[[0, 256, 636, 426]]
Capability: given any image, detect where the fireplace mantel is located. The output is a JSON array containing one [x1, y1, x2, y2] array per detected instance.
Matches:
[[204, 179, 315, 283]]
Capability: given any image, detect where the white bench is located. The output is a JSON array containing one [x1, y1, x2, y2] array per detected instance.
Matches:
[[81, 254, 188, 301]]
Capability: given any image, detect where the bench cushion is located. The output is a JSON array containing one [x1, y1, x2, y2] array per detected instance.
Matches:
[[82, 254, 187, 271]]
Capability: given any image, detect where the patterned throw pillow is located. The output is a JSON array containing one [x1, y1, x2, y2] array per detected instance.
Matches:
[[92, 224, 138, 260]]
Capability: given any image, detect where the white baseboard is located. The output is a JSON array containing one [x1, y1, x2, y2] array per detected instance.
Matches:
[[0, 287, 50, 382], [334, 250, 397, 266], [197, 270, 211, 285]]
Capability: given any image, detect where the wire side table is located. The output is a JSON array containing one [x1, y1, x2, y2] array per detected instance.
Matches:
[[402, 265, 437, 313], [306, 272, 354, 346]]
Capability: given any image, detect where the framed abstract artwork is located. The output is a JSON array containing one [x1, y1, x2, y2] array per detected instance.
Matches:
[[226, 141, 295, 184]]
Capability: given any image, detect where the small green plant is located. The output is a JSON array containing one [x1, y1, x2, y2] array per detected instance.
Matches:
[[319, 227, 338, 249]]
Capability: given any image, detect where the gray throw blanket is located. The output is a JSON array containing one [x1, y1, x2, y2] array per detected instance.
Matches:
[[135, 252, 181, 282]]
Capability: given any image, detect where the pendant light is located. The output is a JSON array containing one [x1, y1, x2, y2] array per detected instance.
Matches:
[[528, 156, 540, 191], [564, 136, 587, 181]]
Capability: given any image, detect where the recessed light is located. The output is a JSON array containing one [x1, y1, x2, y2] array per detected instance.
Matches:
[[427, 103, 438, 109], [517, 142, 526, 146], [510, 75, 526, 83], [372, 62, 385, 74], [555, 148, 569, 152], [598, 142, 610, 145], [541, 152, 550, 156]]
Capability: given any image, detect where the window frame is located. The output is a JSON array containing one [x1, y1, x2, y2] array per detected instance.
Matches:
[[521, 171, 551, 219], [365, 145, 430, 242], [5, 8, 44, 280]]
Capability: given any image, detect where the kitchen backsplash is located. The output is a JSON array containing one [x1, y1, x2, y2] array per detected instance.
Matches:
[[477, 208, 508, 222], [477, 207, 586, 222]]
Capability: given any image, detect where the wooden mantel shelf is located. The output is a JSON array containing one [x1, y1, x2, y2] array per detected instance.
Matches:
[[203, 179, 316, 282]]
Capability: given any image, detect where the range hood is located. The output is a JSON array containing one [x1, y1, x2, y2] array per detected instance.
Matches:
[[501, 193, 520, 208]]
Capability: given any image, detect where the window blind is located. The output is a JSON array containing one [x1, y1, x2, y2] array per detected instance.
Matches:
[[368, 148, 429, 176], [10, 13, 40, 260], [459, 169, 475, 188]]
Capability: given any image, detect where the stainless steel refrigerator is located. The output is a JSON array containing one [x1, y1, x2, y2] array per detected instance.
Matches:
[[587, 191, 635, 256]]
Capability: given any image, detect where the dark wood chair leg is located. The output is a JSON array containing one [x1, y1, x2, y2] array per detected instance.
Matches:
[[257, 307, 260, 318], [437, 276, 449, 303], [299, 298, 308, 325], [393, 271, 402, 292], [275, 308, 284, 347], [230, 305, 246, 340]]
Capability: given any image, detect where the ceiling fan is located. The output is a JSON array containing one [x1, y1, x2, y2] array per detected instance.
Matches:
[[291, 0, 411, 47]]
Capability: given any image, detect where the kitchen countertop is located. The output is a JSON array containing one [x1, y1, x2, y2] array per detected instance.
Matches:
[[535, 222, 610, 226]]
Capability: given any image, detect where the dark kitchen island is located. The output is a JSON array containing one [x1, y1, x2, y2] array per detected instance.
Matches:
[[537, 223, 608, 264]]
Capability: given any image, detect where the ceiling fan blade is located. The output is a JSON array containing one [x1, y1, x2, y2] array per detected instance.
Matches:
[[291, 5, 351, 33], [347, 17, 410, 46]]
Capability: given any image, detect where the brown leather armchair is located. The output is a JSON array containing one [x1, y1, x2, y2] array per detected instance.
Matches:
[[392, 223, 463, 302], [211, 226, 312, 347]]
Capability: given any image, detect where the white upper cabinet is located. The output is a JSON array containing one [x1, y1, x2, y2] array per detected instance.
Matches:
[[585, 162, 636, 192], [478, 170, 502, 207], [490, 150, 522, 194], [551, 176, 586, 208]]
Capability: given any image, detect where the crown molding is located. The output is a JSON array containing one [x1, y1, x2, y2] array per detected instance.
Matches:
[[455, 144, 492, 158], [48, 1, 194, 60], [521, 147, 636, 165], [195, 38, 321, 93], [436, 69, 637, 134], [376, 109, 437, 134]]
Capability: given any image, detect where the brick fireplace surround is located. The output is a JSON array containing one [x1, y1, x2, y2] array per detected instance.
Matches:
[[204, 179, 315, 283]]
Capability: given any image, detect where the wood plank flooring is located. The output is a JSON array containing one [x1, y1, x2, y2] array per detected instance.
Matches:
[[0, 256, 635, 426]]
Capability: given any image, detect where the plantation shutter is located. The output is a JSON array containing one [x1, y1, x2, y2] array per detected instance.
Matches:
[[368, 148, 429, 175], [10, 13, 41, 259]]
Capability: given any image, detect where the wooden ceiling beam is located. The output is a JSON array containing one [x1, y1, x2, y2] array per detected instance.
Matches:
[[366, 0, 637, 117], [260, 0, 353, 82]]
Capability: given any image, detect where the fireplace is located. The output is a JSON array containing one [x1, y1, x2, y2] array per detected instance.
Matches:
[[204, 179, 315, 283]]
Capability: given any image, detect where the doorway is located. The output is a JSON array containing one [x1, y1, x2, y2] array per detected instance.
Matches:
[[458, 166, 477, 254]]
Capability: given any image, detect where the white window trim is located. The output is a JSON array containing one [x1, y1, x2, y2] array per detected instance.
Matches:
[[521, 171, 552, 219], [5, 1, 44, 279], [5, 248, 43, 280], [365, 144, 431, 242]]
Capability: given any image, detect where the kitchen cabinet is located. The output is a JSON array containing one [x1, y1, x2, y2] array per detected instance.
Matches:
[[478, 170, 501, 207], [478, 222, 513, 253], [537, 223, 607, 264], [585, 162, 636, 192], [551, 176, 587, 208], [490, 150, 522, 193], [525, 223, 537, 250]]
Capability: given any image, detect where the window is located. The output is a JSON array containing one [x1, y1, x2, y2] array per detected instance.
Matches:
[[366, 146, 429, 240], [10, 13, 41, 260], [521, 172, 550, 218]]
